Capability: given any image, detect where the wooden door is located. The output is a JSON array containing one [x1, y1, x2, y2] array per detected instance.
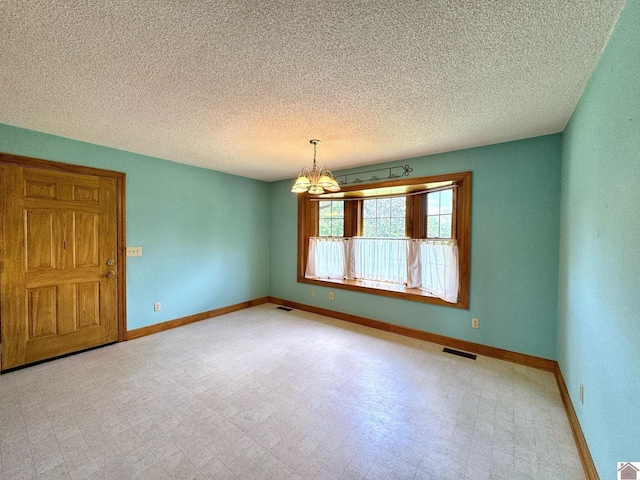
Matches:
[[1, 164, 120, 371]]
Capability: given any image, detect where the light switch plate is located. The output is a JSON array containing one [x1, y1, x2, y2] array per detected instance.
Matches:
[[126, 246, 142, 257]]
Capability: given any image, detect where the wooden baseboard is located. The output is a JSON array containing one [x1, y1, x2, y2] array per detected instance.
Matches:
[[554, 364, 599, 479], [126, 297, 269, 340], [268, 296, 556, 371]]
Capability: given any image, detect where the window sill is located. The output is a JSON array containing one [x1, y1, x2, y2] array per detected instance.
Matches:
[[299, 276, 468, 309]]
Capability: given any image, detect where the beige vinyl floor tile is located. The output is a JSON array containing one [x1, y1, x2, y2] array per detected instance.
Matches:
[[0, 304, 583, 479]]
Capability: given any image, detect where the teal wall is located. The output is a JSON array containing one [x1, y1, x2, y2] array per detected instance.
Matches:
[[558, 0, 640, 477], [0, 124, 270, 330], [270, 134, 562, 360]]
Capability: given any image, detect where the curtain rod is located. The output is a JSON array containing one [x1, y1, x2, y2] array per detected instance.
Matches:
[[310, 185, 457, 202], [309, 237, 458, 242]]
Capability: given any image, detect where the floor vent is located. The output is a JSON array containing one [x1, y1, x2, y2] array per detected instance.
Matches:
[[443, 347, 477, 360], [276, 306, 293, 312]]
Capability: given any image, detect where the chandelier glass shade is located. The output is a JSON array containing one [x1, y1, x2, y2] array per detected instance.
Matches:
[[291, 140, 340, 194]]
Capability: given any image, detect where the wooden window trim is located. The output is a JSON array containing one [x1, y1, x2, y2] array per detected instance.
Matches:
[[297, 171, 471, 309]]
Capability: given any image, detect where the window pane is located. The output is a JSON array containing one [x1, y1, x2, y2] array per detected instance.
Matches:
[[427, 192, 440, 215], [391, 197, 406, 217], [427, 215, 440, 237], [440, 215, 452, 238], [378, 219, 391, 237], [362, 197, 406, 237], [363, 218, 376, 237], [440, 189, 453, 214], [319, 201, 344, 237], [319, 201, 332, 218], [377, 198, 391, 217], [391, 218, 405, 237], [319, 219, 332, 236], [363, 199, 376, 218]]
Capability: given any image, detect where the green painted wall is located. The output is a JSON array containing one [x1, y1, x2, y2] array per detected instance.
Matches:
[[558, 0, 640, 476], [0, 124, 270, 330], [270, 134, 562, 360]]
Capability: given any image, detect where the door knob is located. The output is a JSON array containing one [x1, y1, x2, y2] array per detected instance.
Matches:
[[106, 259, 115, 266], [106, 271, 115, 278]]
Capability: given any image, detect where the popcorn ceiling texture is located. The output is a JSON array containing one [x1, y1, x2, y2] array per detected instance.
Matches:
[[0, 1, 626, 181]]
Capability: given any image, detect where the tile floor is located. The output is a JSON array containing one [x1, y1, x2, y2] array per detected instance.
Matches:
[[0, 304, 584, 479]]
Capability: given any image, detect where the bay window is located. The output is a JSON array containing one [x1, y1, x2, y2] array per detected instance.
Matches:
[[298, 171, 471, 308]]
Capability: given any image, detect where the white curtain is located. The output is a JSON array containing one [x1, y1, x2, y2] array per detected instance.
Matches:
[[305, 237, 348, 279], [307, 237, 459, 304], [408, 239, 459, 303], [407, 240, 422, 288], [349, 238, 408, 284]]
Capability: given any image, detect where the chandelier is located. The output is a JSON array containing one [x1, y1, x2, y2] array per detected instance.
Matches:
[[291, 139, 341, 194]]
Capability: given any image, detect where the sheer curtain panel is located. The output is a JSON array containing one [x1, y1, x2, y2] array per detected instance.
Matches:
[[410, 239, 459, 303], [305, 237, 347, 279], [350, 238, 408, 284]]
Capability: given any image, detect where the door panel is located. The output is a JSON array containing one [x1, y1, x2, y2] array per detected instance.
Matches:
[[74, 213, 99, 267], [76, 281, 100, 328], [1, 164, 120, 370], [28, 286, 58, 338], [25, 179, 56, 199], [73, 185, 99, 203], [25, 210, 56, 270]]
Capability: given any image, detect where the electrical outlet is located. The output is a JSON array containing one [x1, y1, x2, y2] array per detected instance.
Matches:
[[472, 318, 479, 329], [580, 384, 584, 404], [310, 289, 315, 297], [154, 302, 161, 312], [328, 292, 334, 300]]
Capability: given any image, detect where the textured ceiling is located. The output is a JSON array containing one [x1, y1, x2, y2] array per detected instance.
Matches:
[[0, 1, 626, 181]]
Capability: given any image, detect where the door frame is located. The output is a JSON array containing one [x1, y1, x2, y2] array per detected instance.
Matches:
[[0, 152, 127, 343]]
